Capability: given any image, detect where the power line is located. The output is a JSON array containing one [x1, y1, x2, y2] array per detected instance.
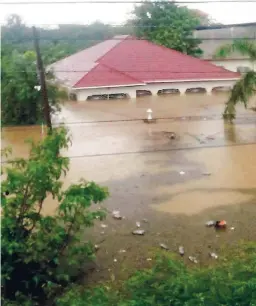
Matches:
[[1, 0, 256, 3], [1, 142, 255, 164], [2, 37, 256, 42], [2, 114, 255, 132], [2, 70, 245, 73]]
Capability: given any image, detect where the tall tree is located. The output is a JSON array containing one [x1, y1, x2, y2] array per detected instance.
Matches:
[[130, 2, 203, 56], [1, 48, 66, 126], [215, 40, 256, 120]]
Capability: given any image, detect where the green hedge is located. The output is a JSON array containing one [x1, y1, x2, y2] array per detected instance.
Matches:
[[57, 242, 256, 306]]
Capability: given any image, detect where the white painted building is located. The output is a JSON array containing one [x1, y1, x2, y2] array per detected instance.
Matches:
[[194, 22, 256, 72], [49, 35, 240, 101]]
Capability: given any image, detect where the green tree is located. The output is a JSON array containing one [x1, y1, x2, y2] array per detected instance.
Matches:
[[130, 1, 203, 56], [1, 48, 66, 126], [215, 40, 256, 120], [1, 127, 109, 305]]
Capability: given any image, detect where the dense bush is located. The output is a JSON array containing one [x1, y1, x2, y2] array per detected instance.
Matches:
[[1, 127, 109, 305], [57, 243, 256, 306]]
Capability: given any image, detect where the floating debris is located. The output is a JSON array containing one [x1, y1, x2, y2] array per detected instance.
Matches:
[[178, 246, 185, 256], [112, 210, 123, 220], [94, 244, 100, 251], [188, 256, 198, 264], [119, 249, 126, 253], [206, 136, 215, 140], [146, 258, 152, 261], [132, 229, 145, 236], [215, 220, 227, 229], [179, 171, 185, 175], [142, 218, 148, 223], [136, 221, 141, 228], [202, 172, 212, 176], [113, 258, 117, 263], [205, 220, 216, 227], [209, 252, 218, 259], [160, 243, 169, 250], [100, 231, 105, 235], [101, 224, 108, 228], [230, 227, 235, 231]]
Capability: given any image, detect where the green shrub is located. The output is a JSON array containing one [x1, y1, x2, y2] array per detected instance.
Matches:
[[57, 243, 256, 306], [1, 127, 109, 305]]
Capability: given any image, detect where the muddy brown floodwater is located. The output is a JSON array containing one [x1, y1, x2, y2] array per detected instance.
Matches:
[[2, 93, 256, 283]]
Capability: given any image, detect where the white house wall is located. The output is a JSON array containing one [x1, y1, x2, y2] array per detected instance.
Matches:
[[75, 79, 238, 101], [210, 59, 255, 72]]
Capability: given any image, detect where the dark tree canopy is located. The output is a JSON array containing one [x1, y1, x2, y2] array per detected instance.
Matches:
[[130, 2, 203, 56]]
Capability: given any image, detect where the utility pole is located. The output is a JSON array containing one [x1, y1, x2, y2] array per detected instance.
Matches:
[[32, 26, 52, 131]]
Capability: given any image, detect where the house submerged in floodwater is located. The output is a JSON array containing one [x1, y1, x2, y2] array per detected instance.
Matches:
[[49, 35, 240, 101]]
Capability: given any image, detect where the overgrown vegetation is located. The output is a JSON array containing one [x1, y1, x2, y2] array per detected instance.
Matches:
[[130, 2, 204, 57], [1, 48, 66, 126], [57, 242, 256, 306], [1, 127, 109, 305], [215, 40, 256, 121]]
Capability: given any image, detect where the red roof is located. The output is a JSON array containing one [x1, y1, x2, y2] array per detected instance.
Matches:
[[74, 63, 144, 88], [50, 35, 239, 89]]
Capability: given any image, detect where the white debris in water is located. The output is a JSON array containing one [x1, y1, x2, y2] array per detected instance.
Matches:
[[179, 246, 185, 256], [230, 227, 235, 231], [146, 258, 152, 261], [100, 231, 105, 235], [112, 210, 123, 220], [132, 229, 145, 235], [160, 243, 169, 250], [101, 224, 108, 228], [94, 244, 100, 251], [136, 221, 141, 228], [179, 171, 185, 175], [119, 249, 126, 253], [209, 252, 218, 259], [188, 256, 198, 264], [142, 218, 149, 223], [113, 258, 117, 262], [205, 220, 216, 227]]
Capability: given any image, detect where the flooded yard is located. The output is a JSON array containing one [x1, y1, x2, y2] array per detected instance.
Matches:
[[2, 92, 256, 282]]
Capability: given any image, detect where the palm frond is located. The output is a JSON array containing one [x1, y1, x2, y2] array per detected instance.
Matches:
[[223, 70, 256, 121], [215, 40, 256, 61]]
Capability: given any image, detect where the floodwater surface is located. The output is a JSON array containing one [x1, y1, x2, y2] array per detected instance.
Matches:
[[2, 93, 256, 281]]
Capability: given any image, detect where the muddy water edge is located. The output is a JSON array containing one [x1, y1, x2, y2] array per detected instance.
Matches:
[[2, 93, 256, 283]]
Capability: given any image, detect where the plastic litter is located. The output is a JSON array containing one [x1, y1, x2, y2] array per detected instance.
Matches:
[[101, 224, 108, 228], [188, 256, 198, 264], [179, 246, 185, 256], [205, 220, 216, 227], [132, 229, 145, 235], [179, 171, 185, 175], [136, 221, 141, 228], [215, 220, 227, 229], [112, 210, 123, 220], [119, 249, 126, 253], [209, 252, 218, 259], [160, 243, 169, 250]]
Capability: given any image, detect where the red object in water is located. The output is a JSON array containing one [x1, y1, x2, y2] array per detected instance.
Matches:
[[215, 220, 227, 229]]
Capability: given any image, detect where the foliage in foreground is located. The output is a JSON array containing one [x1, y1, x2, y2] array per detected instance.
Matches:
[[57, 242, 256, 306], [215, 40, 256, 121], [1, 127, 109, 305]]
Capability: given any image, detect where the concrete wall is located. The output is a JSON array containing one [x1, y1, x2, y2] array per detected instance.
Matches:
[[210, 59, 255, 72], [75, 79, 238, 101]]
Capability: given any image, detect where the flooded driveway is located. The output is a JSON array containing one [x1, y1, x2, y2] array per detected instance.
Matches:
[[2, 93, 256, 281]]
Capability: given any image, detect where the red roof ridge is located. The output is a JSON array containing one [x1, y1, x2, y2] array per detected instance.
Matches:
[[73, 62, 100, 88], [96, 35, 132, 63], [99, 62, 145, 85], [73, 62, 145, 88]]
